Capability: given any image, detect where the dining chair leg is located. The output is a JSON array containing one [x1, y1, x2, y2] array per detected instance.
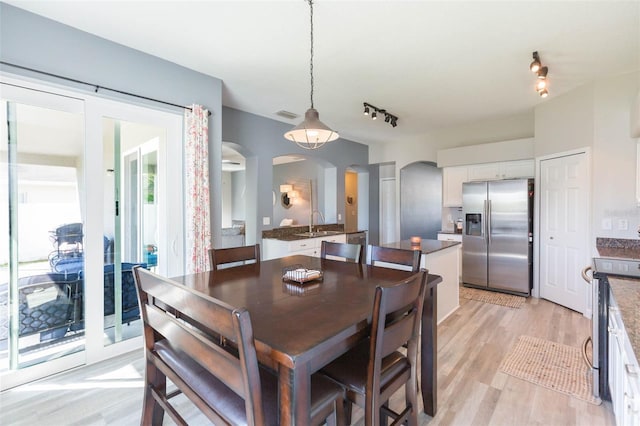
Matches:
[[344, 400, 353, 425], [406, 380, 418, 426], [142, 361, 166, 425], [380, 400, 390, 426]]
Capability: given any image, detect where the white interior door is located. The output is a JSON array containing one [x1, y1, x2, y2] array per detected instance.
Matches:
[[539, 152, 590, 314]]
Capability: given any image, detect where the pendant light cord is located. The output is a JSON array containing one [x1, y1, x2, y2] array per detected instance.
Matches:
[[309, 0, 314, 109]]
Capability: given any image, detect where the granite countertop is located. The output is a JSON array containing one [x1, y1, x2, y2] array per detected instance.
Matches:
[[596, 237, 640, 260], [262, 224, 345, 241], [381, 239, 460, 255], [608, 277, 640, 362]]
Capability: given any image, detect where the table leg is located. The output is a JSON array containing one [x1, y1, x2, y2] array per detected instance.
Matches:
[[279, 364, 311, 425], [421, 283, 437, 416]]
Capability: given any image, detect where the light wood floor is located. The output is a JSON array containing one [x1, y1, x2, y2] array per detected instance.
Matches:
[[0, 296, 615, 425]]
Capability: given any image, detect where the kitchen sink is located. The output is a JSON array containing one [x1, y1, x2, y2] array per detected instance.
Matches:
[[294, 230, 343, 238]]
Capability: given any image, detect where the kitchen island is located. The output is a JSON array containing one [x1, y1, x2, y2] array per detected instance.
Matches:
[[382, 239, 460, 323]]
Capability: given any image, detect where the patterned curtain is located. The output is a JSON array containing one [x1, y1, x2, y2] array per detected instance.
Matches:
[[184, 105, 211, 273]]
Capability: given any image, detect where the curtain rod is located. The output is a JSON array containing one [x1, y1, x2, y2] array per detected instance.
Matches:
[[0, 61, 211, 115]]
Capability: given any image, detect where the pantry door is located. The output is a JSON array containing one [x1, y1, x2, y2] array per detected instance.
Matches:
[[539, 151, 590, 315]]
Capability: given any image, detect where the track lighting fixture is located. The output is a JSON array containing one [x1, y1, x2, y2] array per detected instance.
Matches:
[[363, 102, 398, 128], [530, 52, 550, 98]]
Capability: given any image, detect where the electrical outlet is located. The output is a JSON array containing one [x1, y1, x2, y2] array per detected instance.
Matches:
[[338, 213, 342, 220], [602, 218, 612, 230], [263, 217, 270, 226], [617, 219, 628, 230]]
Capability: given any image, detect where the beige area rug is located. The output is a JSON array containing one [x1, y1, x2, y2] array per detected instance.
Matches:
[[459, 285, 526, 308], [499, 335, 601, 405]]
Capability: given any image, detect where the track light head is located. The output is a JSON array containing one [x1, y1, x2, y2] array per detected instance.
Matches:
[[372, 111, 377, 120], [384, 114, 391, 123], [391, 118, 397, 127], [530, 51, 541, 73], [537, 66, 548, 79], [363, 104, 370, 116], [536, 79, 547, 91], [539, 88, 549, 98]]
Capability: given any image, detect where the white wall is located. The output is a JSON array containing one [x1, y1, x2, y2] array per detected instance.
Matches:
[[534, 71, 640, 245], [534, 83, 595, 158], [592, 72, 640, 241], [369, 111, 534, 169]]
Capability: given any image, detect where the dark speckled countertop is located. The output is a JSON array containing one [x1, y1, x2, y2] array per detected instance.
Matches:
[[608, 277, 640, 362], [381, 239, 460, 255]]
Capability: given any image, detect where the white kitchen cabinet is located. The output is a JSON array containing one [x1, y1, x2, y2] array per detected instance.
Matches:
[[442, 166, 468, 207], [467, 159, 534, 181], [262, 234, 346, 260], [437, 233, 462, 281], [442, 160, 534, 208], [608, 289, 640, 426]]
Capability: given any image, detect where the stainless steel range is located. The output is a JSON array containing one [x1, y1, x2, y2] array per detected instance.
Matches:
[[586, 257, 640, 401]]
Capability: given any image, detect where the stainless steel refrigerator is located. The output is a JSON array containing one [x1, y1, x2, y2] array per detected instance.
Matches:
[[462, 179, 533, 295]]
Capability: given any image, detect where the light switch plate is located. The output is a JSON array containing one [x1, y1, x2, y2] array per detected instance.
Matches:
[[618, 219, 628, 230], [263, 217, 270, 225], [602, 218, 612, 230]]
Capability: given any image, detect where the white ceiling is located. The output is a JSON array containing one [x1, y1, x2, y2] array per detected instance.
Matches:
[[5, 1, 640, 147]]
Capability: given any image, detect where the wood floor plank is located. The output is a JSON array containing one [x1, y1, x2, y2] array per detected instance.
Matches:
[[0, 296, 616, 425]]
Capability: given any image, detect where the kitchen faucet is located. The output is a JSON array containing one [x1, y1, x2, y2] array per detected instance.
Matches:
[[308, 179, 325, 233]]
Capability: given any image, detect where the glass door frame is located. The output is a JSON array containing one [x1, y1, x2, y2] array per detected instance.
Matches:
[[1, 75, 184, 388]]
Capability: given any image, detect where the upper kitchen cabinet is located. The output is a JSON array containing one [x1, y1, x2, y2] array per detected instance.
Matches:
[[442, 166, 468, 207], [442, 159, 534, 207], [467, 159, 534, 181]]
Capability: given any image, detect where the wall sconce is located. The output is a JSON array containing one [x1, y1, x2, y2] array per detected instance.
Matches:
[[363, 102, 398, 128], [530, 51, 550, 98], [279, 184, 297, 209]]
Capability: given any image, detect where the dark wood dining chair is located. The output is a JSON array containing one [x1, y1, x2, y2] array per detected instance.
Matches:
[[320, 241, 364, 263], [369, 245, 421, 272], [320, 270, 428, 426], [133, 266, 345, 426], [209, 243, 260, 270]]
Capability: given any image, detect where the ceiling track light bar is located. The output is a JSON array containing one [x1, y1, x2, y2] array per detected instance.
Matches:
[[363, 102, 398, 128], [530, 51, 549, 98]]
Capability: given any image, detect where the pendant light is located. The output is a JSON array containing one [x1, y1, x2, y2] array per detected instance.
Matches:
[[284, 0, 339, 149]]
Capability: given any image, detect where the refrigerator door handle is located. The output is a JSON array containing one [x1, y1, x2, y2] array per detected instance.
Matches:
[[487, 199, 492, 244], [483, 199, 488, 241]]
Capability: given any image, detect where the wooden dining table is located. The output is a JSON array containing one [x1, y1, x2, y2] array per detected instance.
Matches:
[[172, 255, 442, 425]]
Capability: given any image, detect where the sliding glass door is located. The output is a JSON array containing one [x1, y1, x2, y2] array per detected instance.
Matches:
[[1, 78, 184, 389], [0, 83, 86, 378]]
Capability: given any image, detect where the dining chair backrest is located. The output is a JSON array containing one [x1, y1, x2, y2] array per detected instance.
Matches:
[[133, 266, 270, 425], [320, 240, 364, 263], [369, 245, 421, 272], [209, 244, 261, 270], [367, 269, 428, 424]]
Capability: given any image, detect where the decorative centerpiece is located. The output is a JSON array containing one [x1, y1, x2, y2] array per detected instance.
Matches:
[[282, 264, 323, 284]]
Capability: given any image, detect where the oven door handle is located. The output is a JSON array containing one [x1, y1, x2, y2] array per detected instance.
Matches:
[[581, 265, 592, 283]]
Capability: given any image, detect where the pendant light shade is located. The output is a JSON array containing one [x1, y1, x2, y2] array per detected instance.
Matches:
[[284, 0, 338, 150], [284, 108, 339, 149]]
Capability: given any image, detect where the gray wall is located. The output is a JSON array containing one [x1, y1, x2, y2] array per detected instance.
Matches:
[[400, 161, 442, 240], [222, 106, 368, 243], [0, 2, 225, 247]]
